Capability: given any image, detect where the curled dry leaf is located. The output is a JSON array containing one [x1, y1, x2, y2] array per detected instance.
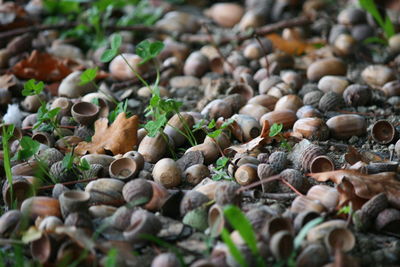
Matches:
[[11, 50, 73, 82], [266, 33, 319, 55], [75, 112, 138, 156], [344, 146, 383, 165], [224, 120, 271, 155], [308, 170, 400, 210]]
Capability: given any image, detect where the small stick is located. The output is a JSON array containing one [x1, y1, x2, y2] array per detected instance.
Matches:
[[38, 177, 99, 191], [280, 178, 304, 196], [236, 175, 281, 193], [242, 191, 297, 200]]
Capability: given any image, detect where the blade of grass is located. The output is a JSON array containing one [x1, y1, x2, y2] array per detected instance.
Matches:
[[221, 228, 248, 267], [294, 217, 324, 250]]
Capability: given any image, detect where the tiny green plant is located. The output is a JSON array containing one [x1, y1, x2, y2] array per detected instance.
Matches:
[[11, 136, 40, 161], [61, 151, 91, 178], [2, 124, 16, 208], [269, 123, 291, 150], [337, 204, 352, 216], [359, 0, 395, 43], [22, 79, 62, 134], [222, 205, 266, 267], [104, 248, 118, 267], [211, 156, 231, 181]]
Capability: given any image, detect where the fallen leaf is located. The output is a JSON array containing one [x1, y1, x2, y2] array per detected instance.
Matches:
[[11, 50, 73, 82], [344, 146, 383, 164], [224, 120, 271, 155], [266, 33, 319, 55], [308, 170, 400, 209], [75, 112, 138, 155]]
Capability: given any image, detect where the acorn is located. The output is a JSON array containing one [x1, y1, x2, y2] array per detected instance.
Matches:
[[306, 185, 339, 211], [389, 33, 400, 53], [296, 105, 322, 119], [239, 10, 266, 31], [293, 118, 330, 141], [234, 163, 258, 186], [20, 196, 61, 220], [156, 11, 200, 34], [180, 190, 209, 216], [185, 142, 219, 165], [58, 71, 96, 98], [227, 83, 254, 101], [0, 210, 22, 238], [289, 140, 324, 171], [281, 70, 303, 91], [257, 163, 278, 193], [71, 102, 99, 126], [109, 206, 135, 231], [371, 120, 398, 144], [293, 211, 320, 233], [151, 253, 180, 267], [239, 104, 270, 121], [231, 114, 261, 142], [64, 212, 93, 232], [183, 51, 210, 77], [243, 42, 264, 60], [262, 216, 293, 240], [248, 95, 278, 110], [21, 113, 38, 128], [30, 233, 60, 264], [214, 181, 241, 206], [267, 82, 294, 99], [337, 7, 366, 25], [258, 76, 283, 95], [382, 80, 400, 97], [184, 164, 210, 185], [32, 131, 55, 147], [334, 34, 356, 56], [59, 190, 90, 219], [361, 65, 395, 88], [73, 125, 93, 140], [296, 243, 329, 267], [202, 99, 233, 119], [274, 94, 303, 112], [51, 97, 72, 117], [306, 58, 347, 81], [318, 75, 349, 95], [326, 114, 367, 139], [269, 231, 293, 260], [109, 157, 139, 181], [204, 3, 244, 28], [36, 148, 64, 168], [268, 151, 288, 173], [164, 113, 195, 147], [37, 216, 63, 232], [89, 205, 116, 218], [375, 208, 400, 234], [152, 158, 182, 188], [318, 91, 344, 112], [138, 133, 168, 163], [109, 53, 148, 81], [355, 193, 388, 230], [279, 169, 309, 194], [49, 161, 76, 183], [259, 110, 297, 130], [123, 209, 162, 243], [303, 90, 324, 107], [306, 220, 347, 242], [0, 88, 12, 106], [291, 196, 326, 214], [85, 178, 125, 205], [22, 95, 44, 112], [343, 84, 372, 107], [123, 151, 145, 171]]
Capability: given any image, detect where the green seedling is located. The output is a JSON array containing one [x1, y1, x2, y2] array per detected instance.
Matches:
[[104, 248, 118, 267], [2, 124, 16, 208], [337, 204, 352, 216], [108, 99, 132, 123], [269, 123, 291, 150], [22, 79, 62, 134], [211, 156, 231, 181], [222, 205, 266, 267], [12, 136, 40, 161], [359, 0, 395, 43]]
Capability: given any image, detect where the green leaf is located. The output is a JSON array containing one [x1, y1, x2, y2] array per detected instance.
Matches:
[[104, 248, 117, 267], [216, 157, 229, 170], [149, 41, 165, 57], [207, 119, 216, 129], [221, 228, 248, 267], [136, 39, 164, 65], [62, 153, 74, 170], [363, 36, 388, 45], [269, 123, 283, 137], [223, 205, 259, 256], [101, 49, 117, 63], [111, 34, 122, 50], [12, 136, 40, 161], [79, 67, 98, 86], [359, 0, 394, 38], [337, 205, 352, 215], [207, 129, 222, 139], [144, 114, 167, 137], [78, 158, 90, 171], [294, 217, 324, 250], [383, 16, 395, 38], [22, 79, 44, 96], [221, 119, 234, 129], [135, 39, 150, 59]]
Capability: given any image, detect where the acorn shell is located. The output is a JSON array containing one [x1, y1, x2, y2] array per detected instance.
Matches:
[[371, 120, 398, 144], [151, 253, 180, 267], [109, 157, 139, 181], [324, 227, 355, 252], [293, 211, 320, 233], [180, 190, 209, 216], [267, 151, 288, 173], [279, 169, 309, 194], [259, 110, 297, 130], [307, 58, 347, 81], [375, 208, 400, 234], [49, 161, 76, 183], [269, 231, 294, 260], [123, 209, 162, 243], [231, 114, 261, 142], [303, 90, 324, 107], [257, 163, 278, 193], [0, 210, 22, 238], [309, 155, 335, 173], [2, 176, 36, 208], [274, 94, 303, 112], [291, 196, 326, 214], [306, 185, 339, 211], [214, 181, 241, 206], [185, 142, 220, 165], [71, 102, 99, 126], [234, 163, 258, 186], [20, 196, 61, 220], [296, 243, 329, 267], [343, 84, 372, 107], [318, 91, 344, 112], [326, 114, 367, 139], [138, 133, 168, 163], [306, 220, 347, 242], [184, 164, 210, 186], [152, 158, 182, 188]]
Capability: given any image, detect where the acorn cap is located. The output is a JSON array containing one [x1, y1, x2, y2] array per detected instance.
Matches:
[[371, 120, 398, 144], [71, 102, 100, 126]]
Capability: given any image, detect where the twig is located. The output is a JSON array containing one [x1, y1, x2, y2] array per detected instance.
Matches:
[[280, 178, 304, 196], [180, 16, 311, 44], [21, 125, 76, 131], [0, 23, 172, 40], [242, 191, 297, 200], [236, 175, 281, 193], [38, 177, 99, 191], [254, 34, 270, 77]]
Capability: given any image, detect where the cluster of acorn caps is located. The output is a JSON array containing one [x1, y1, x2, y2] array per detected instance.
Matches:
[[1, 0, 400, 266]]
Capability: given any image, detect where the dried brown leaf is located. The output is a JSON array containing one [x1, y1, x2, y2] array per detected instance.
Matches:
[[345, 146, 383, 164], [308, 170, 400, 209], [266, 33, 318, 55], [75, 112, 138, 156], [11, 50, 73, 82]]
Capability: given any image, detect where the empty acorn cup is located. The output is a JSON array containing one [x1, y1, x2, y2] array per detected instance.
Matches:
[[71, 102, 100, 126], [269, 231, 294, 260], [123, 209, 162, 243], [371, 120, 398, 144], [32, 131, 55, 147], [208, 204, 226, 237], [30, 233, 59, 264], [59, 190, 90, 218], [324, 227, 355, 253], [109, 157, 139, 180], [309, 155, 335, 173]]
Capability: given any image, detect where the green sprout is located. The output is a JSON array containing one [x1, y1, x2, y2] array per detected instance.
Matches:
[[269, 123, 291, 150]]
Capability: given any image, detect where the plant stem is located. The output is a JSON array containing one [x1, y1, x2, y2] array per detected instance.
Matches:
[[120, 53, 150, 89], [2, 125, 14, 208]]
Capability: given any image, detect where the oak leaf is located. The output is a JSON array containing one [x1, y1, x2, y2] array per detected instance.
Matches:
[[308, 170, 400, 210], [75, 112, 138, 156], [266, 33, 319, 55]]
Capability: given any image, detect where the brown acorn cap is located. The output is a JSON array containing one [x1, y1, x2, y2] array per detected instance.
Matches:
[[371, 120, 398, 145]]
